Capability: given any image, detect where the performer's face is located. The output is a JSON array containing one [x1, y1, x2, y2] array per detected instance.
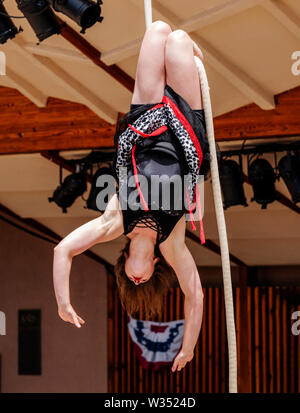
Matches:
[[124, 252, 159, 284]]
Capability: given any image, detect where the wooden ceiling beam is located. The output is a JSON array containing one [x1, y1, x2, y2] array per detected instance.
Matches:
[[58, 18, 135, 93], [214, 86, 300, 141], [36, 54, 117, 124], [10, 38, 117, 124], [0, 86, 299, 154], [0, 87, 115, 155], [5, 66, 48, 108]]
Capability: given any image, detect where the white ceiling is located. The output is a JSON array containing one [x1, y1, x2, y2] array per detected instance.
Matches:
[[0, 0, 299, 267]]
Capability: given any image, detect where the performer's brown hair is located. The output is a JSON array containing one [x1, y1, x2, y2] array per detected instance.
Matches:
[[114, 239, 177, 319]]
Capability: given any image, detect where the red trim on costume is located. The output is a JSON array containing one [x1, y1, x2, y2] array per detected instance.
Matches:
[[128, 124, 167, 138], [150, 103, 164, 111], [196, 182, 205, 245], [132, 145, 149, 212], [162, 95, 203, 171], [185, 186, 196, 231], [185, 183, 206, 244]]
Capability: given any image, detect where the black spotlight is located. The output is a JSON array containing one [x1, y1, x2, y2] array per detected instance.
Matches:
[[86, 166, 113, 212], [49, 171, 87, 213], [219, 158, 247, 209], [278, 151, 300, 203], [16, 0, 62, 42], [0, 1, 20, 43], [248, 158, 276, 209], [51, 0, 103, 34]]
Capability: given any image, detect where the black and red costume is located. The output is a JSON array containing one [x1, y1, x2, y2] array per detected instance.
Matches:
[[112, 84, 210, 245]]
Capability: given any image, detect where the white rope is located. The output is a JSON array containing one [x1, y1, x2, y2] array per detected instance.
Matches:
[[143, 0, 237, 393], [194, 56, 237, 393], [144, 0, 153, 30]]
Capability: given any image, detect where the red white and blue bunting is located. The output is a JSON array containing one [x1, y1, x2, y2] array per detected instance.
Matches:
[[128, 316, 185, 370]]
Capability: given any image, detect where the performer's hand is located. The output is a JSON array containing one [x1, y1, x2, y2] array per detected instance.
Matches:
[[58, 303, 85, 328], [171, 349, 194, 372]]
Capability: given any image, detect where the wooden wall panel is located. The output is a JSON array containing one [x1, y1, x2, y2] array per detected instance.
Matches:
[[107, 280, 300, 393]]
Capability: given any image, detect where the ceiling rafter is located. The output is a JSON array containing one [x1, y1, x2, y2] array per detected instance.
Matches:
[[179, 0, 254, 32], [101, 37, 143, 67], [5, 66, 48, 108], [189, 32, 275, 110], [122, 0, 276, 109], [2, 1, 295, 114], [0, 85, 298, 155], [256, 0, 300, 39], [10, 38, 118, 124], [58, 18, 135, 93], [0, 85, 116, 155], [104, 0, 253, 65], [24, 43, 93, 65]]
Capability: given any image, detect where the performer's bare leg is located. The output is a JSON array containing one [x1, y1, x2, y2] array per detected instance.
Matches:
[[165, 30, 204, 110], [132, 21, 172, 104]]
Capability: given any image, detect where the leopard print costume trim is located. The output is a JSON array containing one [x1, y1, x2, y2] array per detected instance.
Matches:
[[115, 104, 202, 206]]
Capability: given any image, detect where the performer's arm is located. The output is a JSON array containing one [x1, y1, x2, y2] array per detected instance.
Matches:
[[159, 217, 204, 372], [53, 193, 123, 327], [170, 244, 204, 372]]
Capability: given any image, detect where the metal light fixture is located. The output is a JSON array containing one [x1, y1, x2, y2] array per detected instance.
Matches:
[[278, 151, 300, 204], [51, 0, 103, 34], [0, 1, 20, 43], [219, 158, 247, 209], [16, 0, 62, 42], [248, 158, 276, 209], [48, 167, 87, 213]]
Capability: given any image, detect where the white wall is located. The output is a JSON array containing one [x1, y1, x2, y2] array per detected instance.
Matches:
[[0, 218, 107, 393]]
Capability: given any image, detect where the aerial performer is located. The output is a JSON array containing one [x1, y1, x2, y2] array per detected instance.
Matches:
[[53, 21, 210, 373]]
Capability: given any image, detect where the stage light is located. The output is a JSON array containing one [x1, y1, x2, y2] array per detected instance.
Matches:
[[248, 158, 276, 209], [0, 2, 20, 43], [16, 0, 62, 42], [219, 159, 247, 209], [48, 171, 87, 213], [51, 0, 103, 34], [278, 151, 300, 204], [86, 166, 113, 212]]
